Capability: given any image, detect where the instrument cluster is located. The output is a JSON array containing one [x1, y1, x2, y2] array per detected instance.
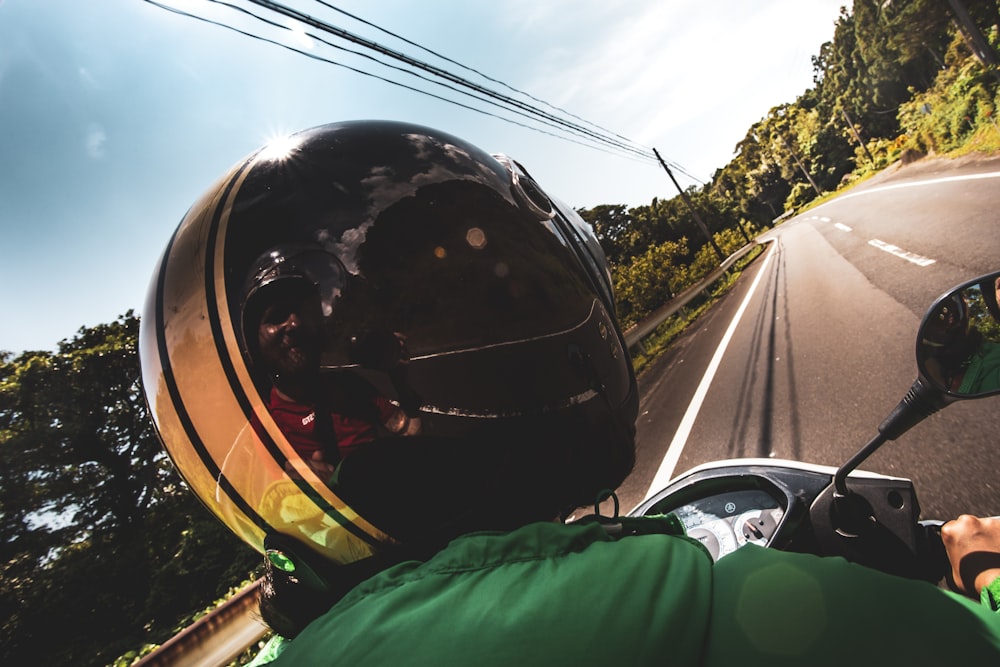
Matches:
[[671, 488, 785, 560]]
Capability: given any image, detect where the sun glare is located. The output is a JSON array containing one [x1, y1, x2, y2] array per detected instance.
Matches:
[[288, 21, 315, 50], [257, 134, 301, 162]]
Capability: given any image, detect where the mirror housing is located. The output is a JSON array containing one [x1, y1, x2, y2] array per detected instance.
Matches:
[[916, 271, 1000, 398]]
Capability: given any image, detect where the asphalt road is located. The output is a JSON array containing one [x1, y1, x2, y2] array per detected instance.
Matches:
[[606, 155, 1000, 523]]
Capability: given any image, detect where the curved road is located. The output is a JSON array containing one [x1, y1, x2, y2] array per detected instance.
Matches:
[[608, 155, 1000, 523]]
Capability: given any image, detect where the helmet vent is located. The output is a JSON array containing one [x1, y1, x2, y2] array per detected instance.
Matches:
[[492, 154, 555, 221], [512, 173, 555, 221]]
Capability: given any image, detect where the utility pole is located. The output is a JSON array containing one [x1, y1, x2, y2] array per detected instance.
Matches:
[[946, 0, 1000, 84], [652, 148, 725, 263], [776, 133, 823, 198], [841, 107, 876, 166]]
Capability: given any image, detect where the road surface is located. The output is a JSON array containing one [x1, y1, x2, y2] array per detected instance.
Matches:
[[608, 155, 1000, 524]]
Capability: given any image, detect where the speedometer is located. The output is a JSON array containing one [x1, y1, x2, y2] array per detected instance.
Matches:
[[734, 509, 780, 547], [685, 518, 738, 559]]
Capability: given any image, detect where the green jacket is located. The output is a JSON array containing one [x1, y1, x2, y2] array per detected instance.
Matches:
[[958, 341, 1000, 394], [267, 520, 1000, 666]]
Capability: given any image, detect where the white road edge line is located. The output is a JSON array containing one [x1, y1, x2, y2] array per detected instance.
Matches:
[[868, 239, 936, 266], [644, 246, 777, 500], [816, 170, 1000, 204]]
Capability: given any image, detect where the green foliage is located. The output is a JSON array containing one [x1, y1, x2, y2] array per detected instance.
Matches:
[[0, 315, 259, 667], [899, 33, 1000, 155], [629, 246, 763, 376], [609, 222, 762, 332], [712, 3, 996, 223], [783, 181, 815, 211], [687, 227, 755, 281], [611, 238, 690, 328]]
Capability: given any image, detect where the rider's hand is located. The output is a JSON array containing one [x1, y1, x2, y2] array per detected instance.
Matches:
[[941, 515, 1000, 595], [306, 450, 337, 480], [284, 450, 336, 482]]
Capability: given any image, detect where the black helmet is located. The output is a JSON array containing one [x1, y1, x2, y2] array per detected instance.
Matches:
[[921, 292, 969, 349], [240, 243, 351, 385], [139, 120, 637, 573]]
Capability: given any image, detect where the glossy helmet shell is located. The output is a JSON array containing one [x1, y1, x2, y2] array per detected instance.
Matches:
[[139, 121, 637, 566]]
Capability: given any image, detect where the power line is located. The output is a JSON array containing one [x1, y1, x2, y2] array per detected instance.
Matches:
[[143, 0, 703, 180], [241, 0, 655, 161], [314, 1, 639, 148], [133, 1, 581, 149], [202, 0, 655, 163], [143, 0, 652, 164]]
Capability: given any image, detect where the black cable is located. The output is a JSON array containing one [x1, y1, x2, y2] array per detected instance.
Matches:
[[143, 0, 706, 179], [308, 2, 703, 178], [241, 0, 655, 160], [201, 0, 656, 162], [314, 0, 640, 147], [141, 0, 653, 163]]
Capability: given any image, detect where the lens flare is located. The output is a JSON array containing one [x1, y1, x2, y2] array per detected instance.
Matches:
[[257, 134, 301, 162]]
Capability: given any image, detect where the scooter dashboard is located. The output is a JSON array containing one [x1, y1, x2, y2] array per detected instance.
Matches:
[[670, 488, 784, 560]]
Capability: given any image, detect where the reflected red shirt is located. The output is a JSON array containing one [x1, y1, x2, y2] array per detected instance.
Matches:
[[268, 387, 396, 461]]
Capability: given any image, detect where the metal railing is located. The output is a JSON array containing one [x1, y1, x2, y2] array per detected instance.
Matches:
[[623, 239, 768, 349], [133, 579, 268, 667]]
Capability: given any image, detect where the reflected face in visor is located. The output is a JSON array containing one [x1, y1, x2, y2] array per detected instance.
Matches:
[[254, 284, 323, 384]]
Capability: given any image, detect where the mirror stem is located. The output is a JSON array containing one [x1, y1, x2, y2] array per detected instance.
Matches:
[[877, 377, 951, 441], [833, 433, 887, 496], [833, 378, 950, 496]]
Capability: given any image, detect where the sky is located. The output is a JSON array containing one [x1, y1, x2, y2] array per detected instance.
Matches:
[[0, 0, 846, 354]]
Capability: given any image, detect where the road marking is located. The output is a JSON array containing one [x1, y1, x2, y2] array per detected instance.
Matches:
[[820, 170, 1000, 203], [868, 239, 936, 266], [834, 223, 852, 232], [644, 246, 776, 499]]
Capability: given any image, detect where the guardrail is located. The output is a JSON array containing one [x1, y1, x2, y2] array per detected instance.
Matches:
[[623, 239, 768, 349], [133, 579, 268, 667], [133, 237, 772, 667]]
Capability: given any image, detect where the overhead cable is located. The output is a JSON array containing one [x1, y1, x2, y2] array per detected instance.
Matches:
[[203, 0, 655, 162], [143, 0, 650, 163], [241, 0, 654, 161], [144, 0, 702, 178], [315, 0, 639, 148]]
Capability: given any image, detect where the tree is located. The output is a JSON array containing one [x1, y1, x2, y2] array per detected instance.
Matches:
[[611, 238, 691, 328], [578, 204, 634, 265], [0, 314, 258, 666]]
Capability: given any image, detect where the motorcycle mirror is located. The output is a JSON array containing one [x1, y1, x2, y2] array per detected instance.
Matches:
[[829, 271, 1000, 503], [916, 271, 1000, 398]]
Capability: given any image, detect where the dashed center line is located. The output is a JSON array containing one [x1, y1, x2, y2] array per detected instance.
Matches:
[[868, 239, 936, 266], [811, 216, 935, 267]]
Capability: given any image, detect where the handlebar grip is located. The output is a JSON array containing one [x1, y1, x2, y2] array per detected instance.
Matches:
[[917, 520, 951, 585]]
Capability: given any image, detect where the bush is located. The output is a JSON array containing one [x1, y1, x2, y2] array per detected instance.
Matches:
[[898, 36, 999, 157]]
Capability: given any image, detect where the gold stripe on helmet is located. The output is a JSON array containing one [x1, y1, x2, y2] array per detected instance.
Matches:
[[210, 158, 393, 551]]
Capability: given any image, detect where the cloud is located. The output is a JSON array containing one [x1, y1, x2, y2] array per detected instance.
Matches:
[[78, 65, 98, 89], [496, 0, 842, 181], [85, 123, 107, 159]]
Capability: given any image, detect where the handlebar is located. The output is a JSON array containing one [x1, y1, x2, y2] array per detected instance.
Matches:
[[917, 520, 950, 585]]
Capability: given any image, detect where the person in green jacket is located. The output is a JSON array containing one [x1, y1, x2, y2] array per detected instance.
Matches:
[[139, 121, 1000, 666], [957, 275, 1000, 395]]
